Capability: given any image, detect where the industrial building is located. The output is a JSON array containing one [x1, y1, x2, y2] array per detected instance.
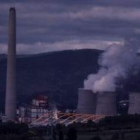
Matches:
[[77, 88, 97, 114], [18, 95, 49, 123], [77, 89, 117, 116], [96, 92, 117, 116], [128, 92, 140, 114]]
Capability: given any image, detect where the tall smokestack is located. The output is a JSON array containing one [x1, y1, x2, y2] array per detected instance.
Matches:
[[5, 7, 17, 120]]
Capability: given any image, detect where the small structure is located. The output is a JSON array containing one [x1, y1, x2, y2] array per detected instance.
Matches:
[[18, 95, 49, 123]]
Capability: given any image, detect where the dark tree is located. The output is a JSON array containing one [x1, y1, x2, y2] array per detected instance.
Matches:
[[90, 136, 101, 140], [67, 127, 77, 140]]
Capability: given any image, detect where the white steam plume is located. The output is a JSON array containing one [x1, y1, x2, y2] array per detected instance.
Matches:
[[84, 38, 140, 93]]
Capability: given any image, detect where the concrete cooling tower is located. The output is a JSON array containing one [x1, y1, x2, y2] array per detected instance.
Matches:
[[96, 92, 117, 116], [128, 92, 140, 114], [77, 88, 96, 114], [5, 8, 17, 120]]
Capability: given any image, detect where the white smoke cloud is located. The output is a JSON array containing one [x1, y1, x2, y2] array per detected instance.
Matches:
[[84, 38, 140, 92]]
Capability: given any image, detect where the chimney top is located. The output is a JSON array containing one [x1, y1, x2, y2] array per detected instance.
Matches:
[[10, 7, 15, 11]]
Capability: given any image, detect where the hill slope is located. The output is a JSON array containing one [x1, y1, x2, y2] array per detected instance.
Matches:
[[0, 49, 102, 110]]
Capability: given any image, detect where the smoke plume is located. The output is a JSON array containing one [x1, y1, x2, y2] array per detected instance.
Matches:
[[84, 38, 140, 93]]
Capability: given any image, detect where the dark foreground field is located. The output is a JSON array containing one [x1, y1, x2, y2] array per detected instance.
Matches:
[[77, 130, 140, 140], [42, 114, 140, 140], [46, 129, 140, 140], [1, 115, 140, 140]]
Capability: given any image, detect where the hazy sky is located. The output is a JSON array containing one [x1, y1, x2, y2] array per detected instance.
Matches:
[[0, 0, 140, 54]]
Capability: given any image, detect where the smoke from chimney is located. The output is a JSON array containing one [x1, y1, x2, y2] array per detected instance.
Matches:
[[84, 38, 140, 93]]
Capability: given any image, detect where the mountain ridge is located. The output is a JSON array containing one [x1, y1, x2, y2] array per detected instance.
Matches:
[[0, 49, 102, 111]]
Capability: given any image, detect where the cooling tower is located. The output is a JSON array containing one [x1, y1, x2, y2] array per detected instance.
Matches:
[[96, 92, 117, 116], [5, 8, 17, 120], [128, 92, 140, 114], [77, 88, 96, 114]]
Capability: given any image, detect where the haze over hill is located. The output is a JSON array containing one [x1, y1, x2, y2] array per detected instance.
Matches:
[[0, 49, 102, 111]]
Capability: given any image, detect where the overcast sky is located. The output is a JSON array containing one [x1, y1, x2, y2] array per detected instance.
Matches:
[[0, 0, 140, 54]]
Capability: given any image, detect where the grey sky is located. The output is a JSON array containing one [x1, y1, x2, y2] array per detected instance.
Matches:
[[0, 0, 140, 54]]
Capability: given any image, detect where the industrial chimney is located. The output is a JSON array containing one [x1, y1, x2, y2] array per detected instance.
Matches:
[[5, 8, 17, 120], [77, 88, 97, 114], [128, 92, 140, 114], [96, 92, 117, 116]]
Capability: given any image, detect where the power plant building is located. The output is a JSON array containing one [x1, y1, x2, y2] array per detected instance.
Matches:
[[128, 92, 140, 114], [77, 89, 96, 114], [18, 95, 49, 123], [96, 92, 117, 116], [5, 8, 17, 120]]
